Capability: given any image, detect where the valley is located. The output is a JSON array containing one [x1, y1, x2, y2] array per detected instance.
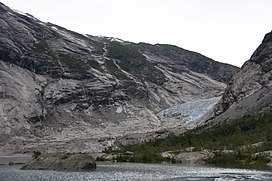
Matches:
[[0, 2, 238, 154], [0, 2, 271, 168]]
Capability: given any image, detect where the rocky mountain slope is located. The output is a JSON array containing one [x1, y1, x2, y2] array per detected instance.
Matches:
[[0, 3, 238, 154], [103, 31, 272, 166], [206, 31, 272, 124]]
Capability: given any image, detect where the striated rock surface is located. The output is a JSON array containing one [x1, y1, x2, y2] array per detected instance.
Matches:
[[21, 153, 96, 171], [0, 2, 238, 153], [205, 31, 272, 124]]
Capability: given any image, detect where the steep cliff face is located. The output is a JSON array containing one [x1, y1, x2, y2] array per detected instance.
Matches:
[[0, 3, 238, 153], [207, 31, 272, 123]]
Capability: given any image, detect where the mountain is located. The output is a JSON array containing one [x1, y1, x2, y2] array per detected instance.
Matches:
[[205, 31, 272, 124], [108, 31, 272, 166], [0, 3, 238, 154]]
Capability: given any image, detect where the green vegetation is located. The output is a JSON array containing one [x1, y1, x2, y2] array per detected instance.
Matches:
[[59, 54, 89, 76], [117, 60, 144, 74], [107, 42, 147, 74], [58, 54, 103, 76], [111, 111, 272, 165], [105, 59, 130, 80], [107, 42, 145, 61], [33, 41, 50, 53], [115, 152, 170, 163], [105, 59, 119, 74], [33, 41, 103, 76], [59, 153, 69, 160], [33, 151, 42, 159], [205, 148, 271, 167], [96, 152, 170, 163], [86, 59, 103, 72], [89, 40, 105, 55]]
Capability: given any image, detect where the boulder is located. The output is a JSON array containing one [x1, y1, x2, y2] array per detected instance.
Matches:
[[21, 153, 96, 171], [252, 150, 272, 166], [172, 151, 214, 164], [161, 151, 175, 159]]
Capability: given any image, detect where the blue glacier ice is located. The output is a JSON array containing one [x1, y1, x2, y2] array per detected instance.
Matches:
[[158, 97, 221, 122]]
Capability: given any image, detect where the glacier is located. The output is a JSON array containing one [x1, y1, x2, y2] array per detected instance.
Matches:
[[158, 97, 221, 122]]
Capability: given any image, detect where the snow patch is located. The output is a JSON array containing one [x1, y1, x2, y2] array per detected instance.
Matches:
[[51, 26, 58, 31], [104, 37, 130, 44], [38, 22, 46, 26], [13, 9, 37, 21], [116, 106, 123, 113], [7, 12, 14, 16], [110, 37, 124, 43]]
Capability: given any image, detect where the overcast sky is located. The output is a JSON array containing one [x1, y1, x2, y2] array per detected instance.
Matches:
[[2, 0, 272, 67]]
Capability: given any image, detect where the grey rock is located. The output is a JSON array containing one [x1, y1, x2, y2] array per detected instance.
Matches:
[[0, 2, 238, 154], [161, 151, 175, 159], [0, 154, 33, 165], [172, 151, 214, 164], [252, 150, 272, 159], [21, 153, 96, 171], [205, 31, 272, 124], [252, 150, 272, 167]]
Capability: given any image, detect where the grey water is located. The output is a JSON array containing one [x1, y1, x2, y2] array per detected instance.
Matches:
[[0, 162, 272, 181]]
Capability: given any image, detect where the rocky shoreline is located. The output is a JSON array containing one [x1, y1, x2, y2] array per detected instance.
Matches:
[[0, 154, 32, 166], [21, 153, 96, 171], [1, 149, 271, 171]]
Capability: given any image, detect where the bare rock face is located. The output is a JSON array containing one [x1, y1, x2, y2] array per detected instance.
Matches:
[[21, 153, 96, 171], [0, 61, 46, 139], [206, 31, 272, 123], [0, 2, 238, 154]]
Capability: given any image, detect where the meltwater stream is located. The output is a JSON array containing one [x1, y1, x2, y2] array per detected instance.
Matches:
[[0, 162, 272, 181]]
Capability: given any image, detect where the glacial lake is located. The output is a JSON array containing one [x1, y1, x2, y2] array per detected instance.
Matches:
[[0, 162, 272, 181]]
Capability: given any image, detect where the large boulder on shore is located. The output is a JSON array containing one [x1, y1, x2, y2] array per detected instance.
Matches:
[[172, 151, 214, 164], [21, 153, 96, 171]]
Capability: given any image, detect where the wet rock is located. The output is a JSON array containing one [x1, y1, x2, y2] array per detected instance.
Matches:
[[21, 153, 96, 171]]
